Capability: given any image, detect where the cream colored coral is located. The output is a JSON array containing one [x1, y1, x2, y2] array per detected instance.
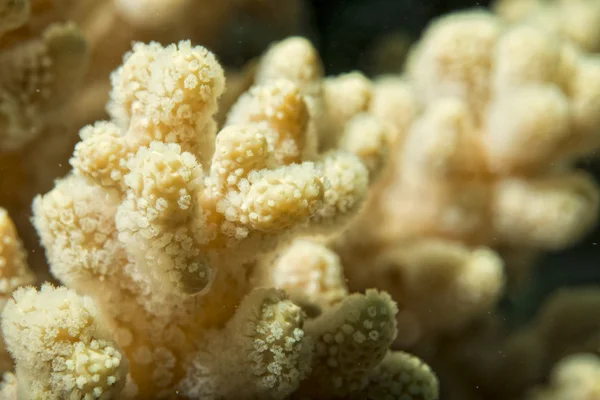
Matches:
[[116, 141, 211, 295], [209, 125, 271, 190], [321, 72, 373, 150], [339, 114, 389, 178], [373, 11, 600, 251], [0, 208, 35, 308], [1, 284, 128, 399], [70, 121, 130, 190], [334, 11, 600, 350], [0, 372, 16, 400], [32, 38, 374, 398], [226, 80, 309, 165], [369, 76, 419, 146], [529, 353, 600, 400], [254, 37, 324, 159], [0, 209, 35, 374], [107, 40, 225, 163], [492, 172, 599, 249], [493, 0, 600, 52], [271, 239, 348, 311], [483, 85, 571, 173], [180, 288, 311, 400], [298, 289, 398, 398], [353, 351, 439, 400], [255, 37, 323, 99], [346, 239, 504, 346], [407, 11, 502, 111]]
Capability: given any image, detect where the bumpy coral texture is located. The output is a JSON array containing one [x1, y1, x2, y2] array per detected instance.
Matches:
[[398, 11, 600, 250], [1, 284, 128, 400], [0, 209, 35, 373], [337, 10, 600, 344], [354, 351, 439, 400], [493, 0, 600, 52], [22, 37, 436, 399]]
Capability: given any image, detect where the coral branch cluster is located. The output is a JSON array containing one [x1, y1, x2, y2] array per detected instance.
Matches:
[[336, 9, 600, 344], [0, 37, 438, 399], [494, 0, 600, 52]]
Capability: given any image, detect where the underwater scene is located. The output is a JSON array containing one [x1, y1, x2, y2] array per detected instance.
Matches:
[[0, 0, 599, 398]]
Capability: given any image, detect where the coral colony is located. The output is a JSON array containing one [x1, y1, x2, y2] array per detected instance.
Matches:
[[1, 0, 600, 399]]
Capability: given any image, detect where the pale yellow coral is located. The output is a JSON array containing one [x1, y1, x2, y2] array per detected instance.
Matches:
[[483, 85, 571, 173], [406, 10, 502, 112], [226, 80, 309, 166], [492, 172, 599, 248], [345, 239, 504, 346], [1, 284, 128, 399], [70, 121, 130, 190], [528, 353, 600, 400], [31, 38, 375, 398], [369, 76, 419, 146], [116, 141, 211, 295], [180, 288, 311, 400], [494, 0, 600, 52], [0, 208, 35, 373], [353, 351, 439, 400], [107, 40, 225, 163], [0, 208, 35, 308], [321, 72, 373, 150], [0, 372, 16, 400], [298, 289, 398, 398], [271, 239, 348, 311], [254, 37, 325, 159], [337, 11, 600, 347], [339, 114, 388, 178]]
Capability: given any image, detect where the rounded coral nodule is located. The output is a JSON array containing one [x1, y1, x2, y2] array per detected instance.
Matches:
[[1, 284, 128, 399]]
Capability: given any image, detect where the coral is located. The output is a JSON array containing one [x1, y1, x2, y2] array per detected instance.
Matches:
[[270, 239, 349, 312], [60, 0, 310, 128], [269, 241, 439, 399], [528, 353, 600, 400], [0, 0, 309, 279], [1, 284, 128, 399], [345, 239, 505, 346], [2, 37, 438, 399], [0, 208, 35, 373], [493, 0, 600, 52], [0, 372, 16, 400], [0, 0, 90, 278], [353, 351, 439, 400], [336, 9, 600, 343]]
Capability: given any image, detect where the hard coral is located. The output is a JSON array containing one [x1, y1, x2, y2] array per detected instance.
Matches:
[[0, 208, 35, 373], [493, 0, 600, 52], [528, 353, 600, 400], [5, 37, 439, 399], [337, 9, 600, 344], [2, 284, 128, 400], [0, 0, 89, 278]]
